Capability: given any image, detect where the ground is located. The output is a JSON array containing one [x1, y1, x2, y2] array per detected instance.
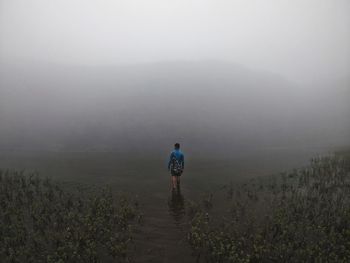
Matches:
[[0, 146, 331, 262]]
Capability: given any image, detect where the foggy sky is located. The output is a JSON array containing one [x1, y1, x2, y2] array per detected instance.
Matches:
[[0, 1, 349, 155], [1, 0, 349, 84]]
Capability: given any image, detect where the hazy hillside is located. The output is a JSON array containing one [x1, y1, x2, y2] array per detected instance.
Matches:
[[0, 61, 349, 155]]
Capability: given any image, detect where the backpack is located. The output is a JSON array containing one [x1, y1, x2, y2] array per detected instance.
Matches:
[[171, 155, 183, 175]]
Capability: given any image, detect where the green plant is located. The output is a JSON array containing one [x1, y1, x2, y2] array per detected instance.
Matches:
[[187, 155, 350, 262], [0, 171, 139, 262]]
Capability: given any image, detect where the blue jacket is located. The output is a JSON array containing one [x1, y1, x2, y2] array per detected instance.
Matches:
[[168, 149, 184, 170]]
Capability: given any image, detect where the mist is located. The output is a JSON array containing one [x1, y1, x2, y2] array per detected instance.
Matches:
[[1, 2, 350, 261], [0, 0, 349, 156]]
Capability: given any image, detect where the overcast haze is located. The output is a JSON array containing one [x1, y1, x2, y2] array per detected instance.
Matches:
[[0, 0, 349, 155], [1, 0, 350, 83]]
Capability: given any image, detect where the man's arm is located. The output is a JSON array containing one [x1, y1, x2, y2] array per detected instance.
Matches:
[[167, 152, 173, 170], [181, 154, 185, 169]]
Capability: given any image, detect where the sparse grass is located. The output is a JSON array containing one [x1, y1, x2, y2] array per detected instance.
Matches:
[[187, 153, 350, 262], [1, 150, 349, 262], [0, 171, 140, 263]]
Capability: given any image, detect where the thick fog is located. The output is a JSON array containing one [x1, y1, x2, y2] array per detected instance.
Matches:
[[0, 0, 349, 156]]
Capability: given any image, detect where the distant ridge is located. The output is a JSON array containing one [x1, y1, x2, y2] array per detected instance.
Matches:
[[0, 60, 349, 154]]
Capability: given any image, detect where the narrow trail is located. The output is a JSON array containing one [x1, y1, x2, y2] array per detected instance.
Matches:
[[133, 188, 194, 262]]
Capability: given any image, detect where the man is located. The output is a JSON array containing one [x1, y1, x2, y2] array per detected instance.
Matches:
[[168, 143, 185, 190]]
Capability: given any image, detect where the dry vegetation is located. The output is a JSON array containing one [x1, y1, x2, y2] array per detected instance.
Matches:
[[187, 154, 350, 262], [0, 171, 140, 263], [1, 152, 349, 262]]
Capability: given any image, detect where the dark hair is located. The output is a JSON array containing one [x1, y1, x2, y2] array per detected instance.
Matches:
[[174, 143, 180, 149]]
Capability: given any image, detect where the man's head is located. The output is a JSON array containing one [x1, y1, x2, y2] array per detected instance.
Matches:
[[174, 143, 180, 150]]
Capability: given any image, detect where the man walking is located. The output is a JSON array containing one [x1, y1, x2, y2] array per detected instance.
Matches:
[[168, 143, 185, 190]]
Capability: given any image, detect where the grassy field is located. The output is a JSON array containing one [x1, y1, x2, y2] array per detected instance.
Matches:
[[0, 146, 343, 262], [187, 151, 350, 262]]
